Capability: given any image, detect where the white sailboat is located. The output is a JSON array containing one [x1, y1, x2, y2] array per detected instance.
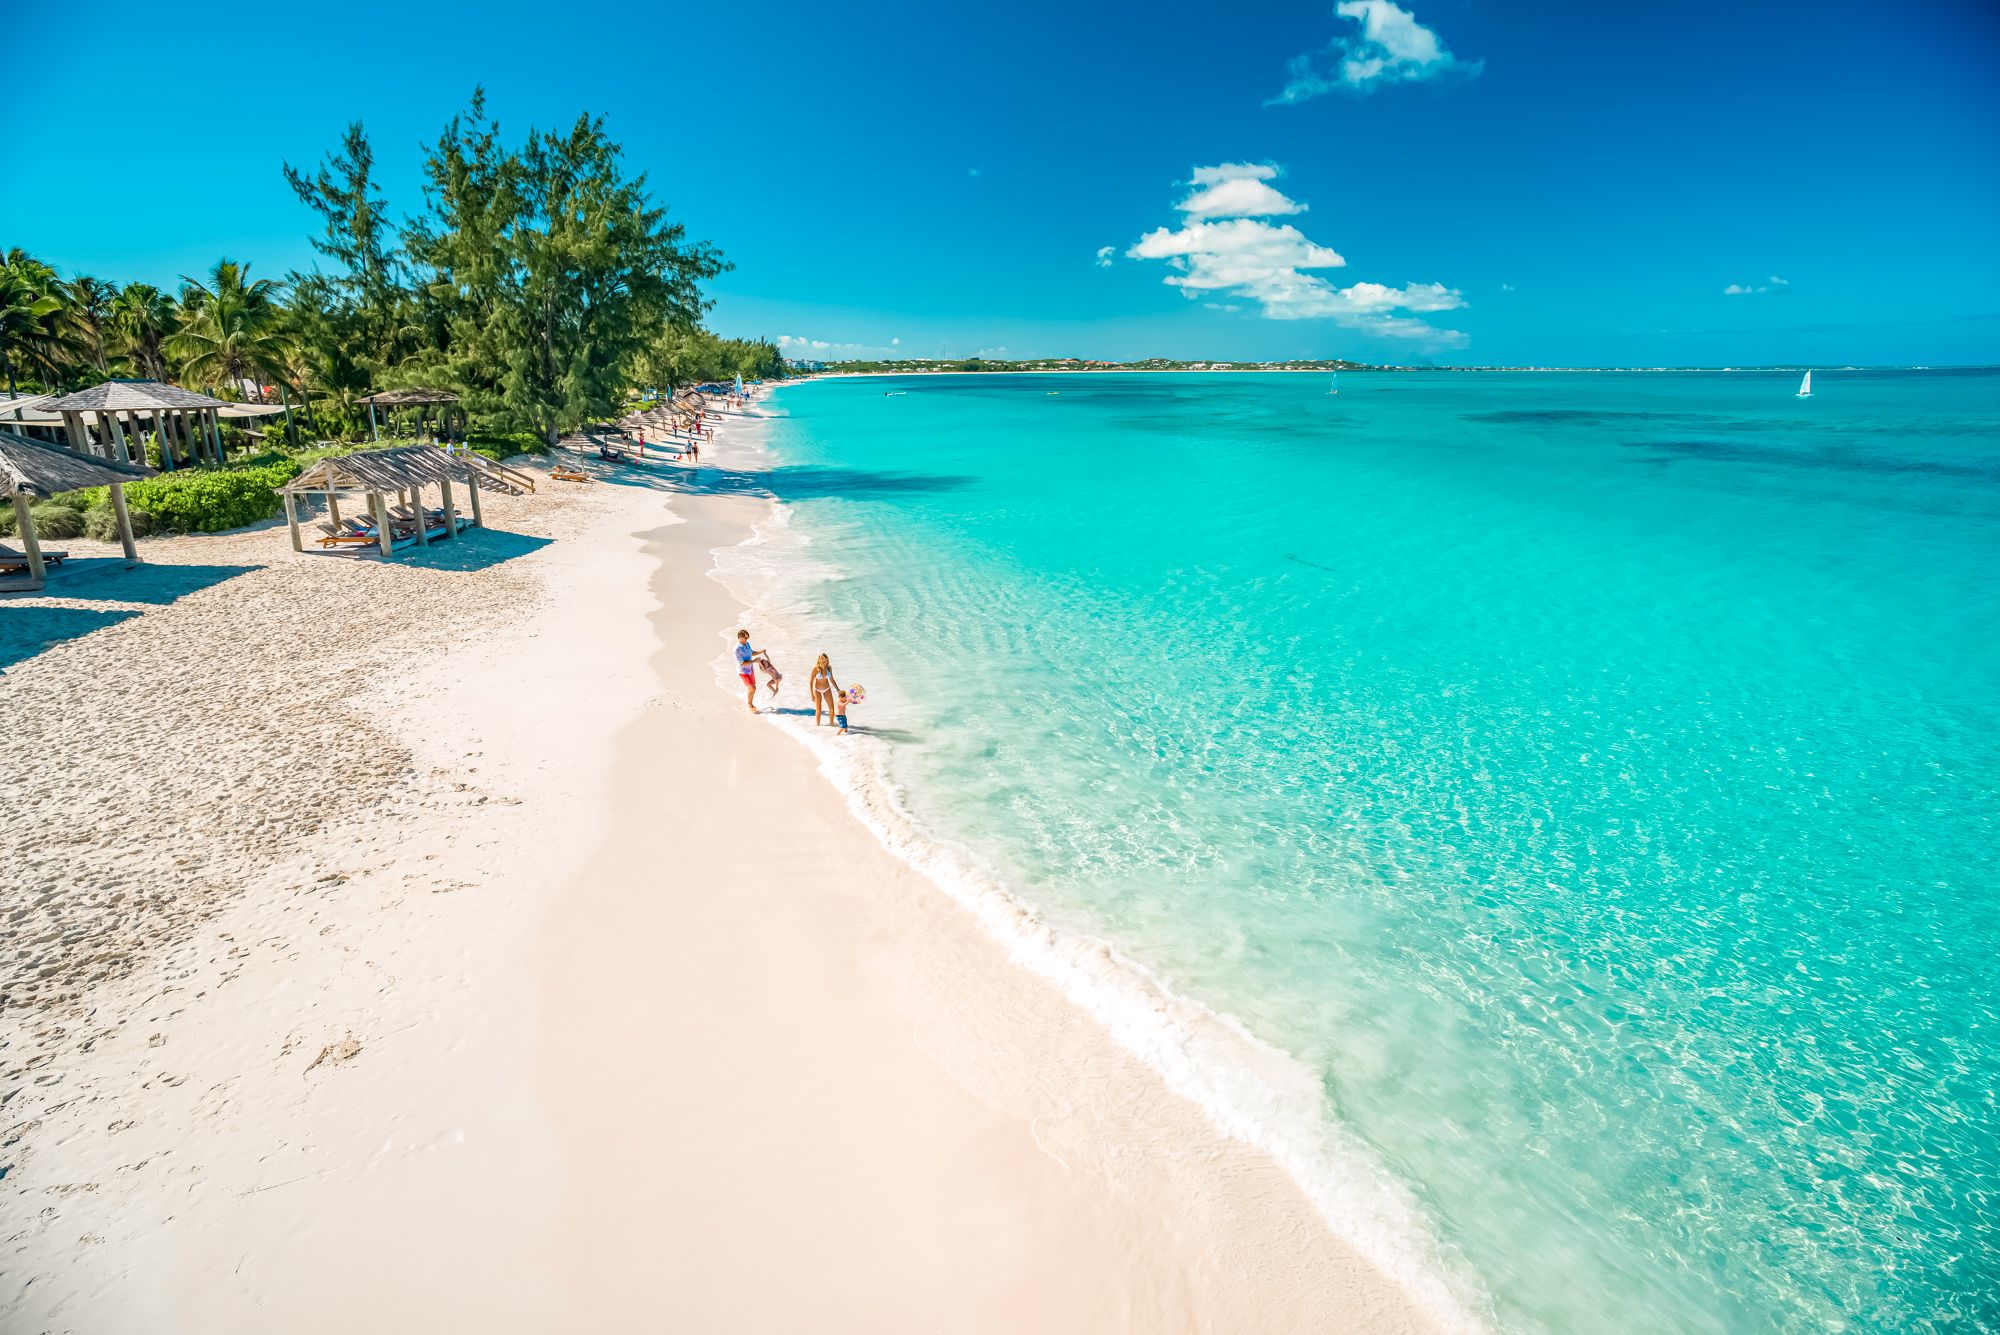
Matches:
[[1796, 370, 1813, 398], [1328, 372, 1340, 396]]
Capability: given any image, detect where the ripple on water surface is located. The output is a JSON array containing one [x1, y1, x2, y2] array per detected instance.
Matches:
[[747, 371, 2000, 1333]]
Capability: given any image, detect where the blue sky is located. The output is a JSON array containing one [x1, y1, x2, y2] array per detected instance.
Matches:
[[6, 0, 1998, 365]]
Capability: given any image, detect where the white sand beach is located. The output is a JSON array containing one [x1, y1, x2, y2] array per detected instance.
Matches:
[[1, 405, 1439, 1333]]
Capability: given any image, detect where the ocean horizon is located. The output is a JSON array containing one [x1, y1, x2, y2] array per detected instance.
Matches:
[[729, 369, 2000, 1333]]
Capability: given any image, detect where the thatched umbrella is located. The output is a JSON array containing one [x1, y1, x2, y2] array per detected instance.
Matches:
[[0, 430, 156, 591]]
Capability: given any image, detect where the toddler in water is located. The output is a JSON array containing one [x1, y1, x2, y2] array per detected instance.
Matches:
[[835, 689, 854, 735], [758, 652, 783, 696]]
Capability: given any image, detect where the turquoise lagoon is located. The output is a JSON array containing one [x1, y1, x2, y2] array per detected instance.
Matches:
[[737, 371, 1999, 1332]]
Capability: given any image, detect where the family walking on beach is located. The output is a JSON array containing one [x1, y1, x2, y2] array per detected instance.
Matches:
[[736, 630, 858, 733]]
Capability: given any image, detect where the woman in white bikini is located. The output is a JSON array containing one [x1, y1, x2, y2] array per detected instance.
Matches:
[[808, 653, 842, 727]]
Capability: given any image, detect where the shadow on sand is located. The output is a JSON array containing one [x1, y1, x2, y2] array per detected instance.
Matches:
[[0, 605, 143, 673], [312, 528, 555, 572], [2, 559, 262, 670], [13, 558, 263, 606]]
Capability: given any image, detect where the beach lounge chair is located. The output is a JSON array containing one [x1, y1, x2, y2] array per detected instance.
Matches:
[[550, 465, 591, 483], [1, 543, 67, 570], [316, 519, 379, 548]]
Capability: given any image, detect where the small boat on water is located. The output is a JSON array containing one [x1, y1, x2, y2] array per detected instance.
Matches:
[[1796, 370, 1813, 398], [1328, 373, 1340, 396]]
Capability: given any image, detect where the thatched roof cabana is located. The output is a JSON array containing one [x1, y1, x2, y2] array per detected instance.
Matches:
[[277, 445, 529, 558], [40, 380, 231, 472], [354, 388, 462, 443], [46, 381, 225, 413], [355, 389, 460, 407], [1, 430, 156, 593]]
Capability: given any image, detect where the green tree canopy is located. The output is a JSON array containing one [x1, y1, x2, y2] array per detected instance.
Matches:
[[167, 260, 290, 398], [409, 93, 728, 442]]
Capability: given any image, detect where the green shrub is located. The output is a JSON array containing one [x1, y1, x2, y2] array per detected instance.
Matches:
[[82, 505, 153, 541], [27, 503, 86, 539], [467, 431, 548, 462], [119, 462, 300, 534]]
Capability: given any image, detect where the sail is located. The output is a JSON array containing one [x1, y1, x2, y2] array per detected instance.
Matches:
[[1798, 370, 1812, 397]]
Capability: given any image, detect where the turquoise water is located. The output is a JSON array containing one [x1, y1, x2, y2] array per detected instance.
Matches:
[[747, 371, 2000, 1332]]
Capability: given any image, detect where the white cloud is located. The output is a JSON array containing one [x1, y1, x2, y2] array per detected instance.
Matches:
[[968, 167, 982, 178], [1723, 275, 1789, 296], [1179, 177, 1305, 218], [1271, 0, 1480, 104], [1096, 245, 1116, 268], [891, 337, 901, 346], [1500, 282, 1515, 292], [1190, 162, 1278, 186], [1126, 163, 1466, 346]]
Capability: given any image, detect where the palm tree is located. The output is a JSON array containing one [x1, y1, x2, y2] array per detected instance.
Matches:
[[0, 250, 72, 396], [110, 283, 176, 380], [166, 260, 290, 401], [63, 275, 120, 375]]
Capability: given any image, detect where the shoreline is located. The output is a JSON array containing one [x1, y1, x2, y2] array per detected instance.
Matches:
[[2, 403, 1447, 1331], [712, 393, 1487, 1332], [543, 398, 1457, 1329]]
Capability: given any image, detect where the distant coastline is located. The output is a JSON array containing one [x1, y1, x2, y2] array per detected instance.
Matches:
[[792, 361, 1979, 379]]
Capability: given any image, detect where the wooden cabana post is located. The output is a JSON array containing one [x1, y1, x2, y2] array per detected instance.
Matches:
[[1, 430, 156, 594], [9, 495, 44, 585], [106, 483, 139, 563]]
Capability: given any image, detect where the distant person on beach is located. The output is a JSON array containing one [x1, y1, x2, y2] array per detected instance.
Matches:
[[736, 630, 763, 713], [809, 654, 842, 727]]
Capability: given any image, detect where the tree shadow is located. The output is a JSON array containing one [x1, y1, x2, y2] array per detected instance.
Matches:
[[0, 605, 143, 673]]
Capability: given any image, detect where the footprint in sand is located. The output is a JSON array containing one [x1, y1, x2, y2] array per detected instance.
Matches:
[[305, 1036, 363, 1074]]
